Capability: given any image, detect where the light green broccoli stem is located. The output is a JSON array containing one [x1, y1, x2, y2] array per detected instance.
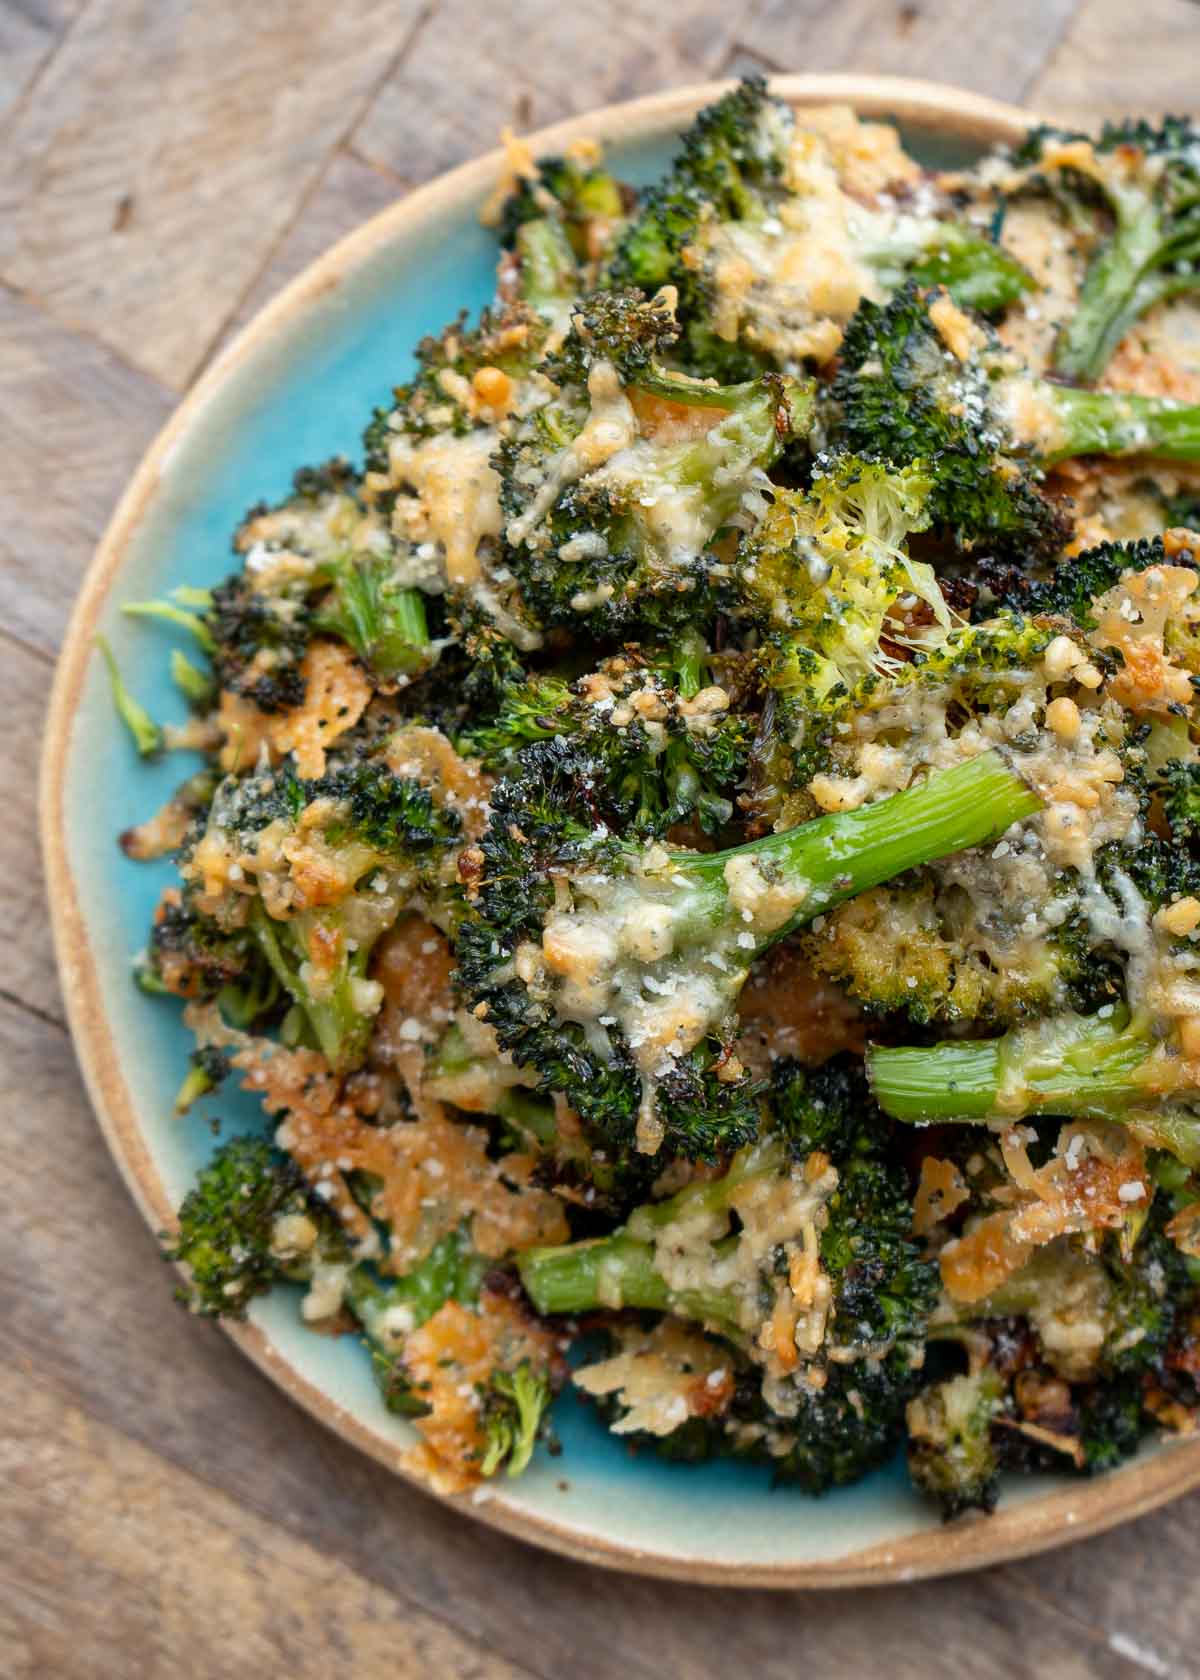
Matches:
[[122, 596, 216, 652], [481, 1364, 552, 1478], [868, 1010, 1200, 1166], [516, 218, 579, 313], [1038, 383, 1200, 464], [96, 635, 163, 757], [519, 1138, 781, 1325], [677, 749, 1042, 954], [171, 648, 216, 707], [1054, 194, 1172, 383], [250, 906, 370, 1072]]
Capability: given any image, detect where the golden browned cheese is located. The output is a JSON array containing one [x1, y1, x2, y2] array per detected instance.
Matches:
[[278, 1101, 568, 1270], [912, 1156, 970, 1239], [384, 725, 493, 838], [216, 640, 371, 776], [120, 793, 200, 861], [939, 1123, 1149, 1303], [402, 1292, 561, 1492]]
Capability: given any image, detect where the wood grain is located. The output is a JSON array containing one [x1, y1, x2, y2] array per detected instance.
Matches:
[[0, 633, 65, 1024], [0, 285, 171, 660], [0, 0, 427, 389], [212, 151, 404, 364], [1, 1367, 539, 1680], [9, 6, 1200, 1674], [0, 0, 81, 123], [353, 0, 753, 184], [736, 0, 1079, 104], [1028, 0, 1200, 126]]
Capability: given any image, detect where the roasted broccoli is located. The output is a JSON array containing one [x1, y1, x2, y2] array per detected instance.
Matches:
[[827, 285, 1200, 563], [183, 759, 460, 1070], [1013, 120, 1200, 382], [608, 77, 1031, 378], [456, 739, 1037, 1160]]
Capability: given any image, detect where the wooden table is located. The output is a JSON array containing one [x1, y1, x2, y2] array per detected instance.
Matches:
[[3, 2, 1199, 1673]]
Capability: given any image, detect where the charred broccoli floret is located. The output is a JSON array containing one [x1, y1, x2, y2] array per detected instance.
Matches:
[[183, 759, 460, 1070], [828, 285, 1200, 562], [608, 78, 1031, 378], [498, 288, 814, 639]]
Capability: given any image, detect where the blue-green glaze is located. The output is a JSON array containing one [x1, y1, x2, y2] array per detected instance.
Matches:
[[60, 114, 1100, 1571]]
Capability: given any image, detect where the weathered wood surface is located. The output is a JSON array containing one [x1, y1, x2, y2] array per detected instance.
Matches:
[[4, 2, 1200, 1674]]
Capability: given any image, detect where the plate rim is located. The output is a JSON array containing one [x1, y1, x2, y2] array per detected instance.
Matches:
[[39, 70, 1200, 1588]]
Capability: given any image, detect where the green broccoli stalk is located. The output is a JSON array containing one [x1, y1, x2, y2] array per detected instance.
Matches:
[[96, 636, 164, 758], [497, 150, 627, 309], [1014, 120, 1200, 383], [868, 1007, 1200, 1166], [311, 554, 434, 683]]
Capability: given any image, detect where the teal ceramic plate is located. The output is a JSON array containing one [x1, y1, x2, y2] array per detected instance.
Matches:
[[41, 75, 1200, 1586]]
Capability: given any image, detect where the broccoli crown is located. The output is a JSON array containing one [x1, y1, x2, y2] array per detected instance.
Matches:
[[460, 653, 752, 838], [498, 297, 811, 639], [907, 1365, 1005, 1519], [1018, 535, 1188, 626], [607, 75, 789, 301], [733, 454, 945, 716], [497, 152, 625, 253], [769, 1057, 938, 1355], [364, 302, 548, 470], [479, 1361, 555, 1477], [453, 736, 759, 1163], [166, 1137, 326, 1317], [1154, 758, 1200, 842], [827, 285, 1072, 562]]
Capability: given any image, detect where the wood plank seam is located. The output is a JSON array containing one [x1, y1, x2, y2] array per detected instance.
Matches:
[[0, 985, 66, 1034], [189, 11, 434, 383], [0, 622, 55, 671], [0, 274, 176, 410], [0, 0, 97, 150]]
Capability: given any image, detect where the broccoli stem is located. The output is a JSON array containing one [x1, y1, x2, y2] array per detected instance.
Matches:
[[868, 1010, 1200, 1165], [515, 218, 578, 312], [1038, 383, 1200, 463], [1055, 198, 1173, 383], [96, 635, 164, 758], [677, 749, 1040, 951], [250, 906, 366, 1071]]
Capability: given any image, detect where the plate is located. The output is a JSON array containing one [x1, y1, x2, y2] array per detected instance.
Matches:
[[41, 73, 1200, 1586]]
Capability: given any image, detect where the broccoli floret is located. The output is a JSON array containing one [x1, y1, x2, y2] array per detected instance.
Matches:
[[479, 1362, 555, 1477], [524, 1075, 935, 1493], [607, 78, 1028, 378], [460, 652, 752, 838], [138, 889, 279, 1024], [907, 1365, 1006, 1518], [166, 1136, 328, 1317], [498, 290, 814, 639], [1018, 533, 1196, 625], [1154, 757, 1200, 841], [828, 286, 1200, 563], [455, 737, 1036, 1161], [1013, 120, 1200, 382], [496, 152, 627, 309], [184, 760, 460, 1070], [174, 1044, 231, 1115]]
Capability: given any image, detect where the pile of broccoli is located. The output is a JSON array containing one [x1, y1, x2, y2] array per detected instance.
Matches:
[[106, 78, 1200, 1508]]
